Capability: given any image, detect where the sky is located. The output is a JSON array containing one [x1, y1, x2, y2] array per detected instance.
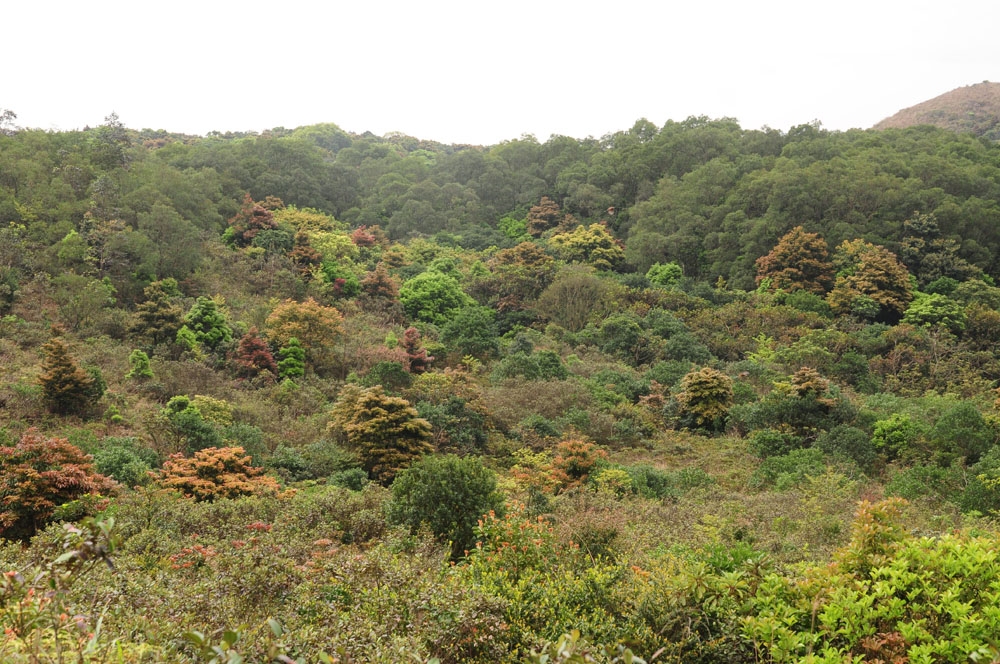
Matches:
[[4, 0, 998, 145]]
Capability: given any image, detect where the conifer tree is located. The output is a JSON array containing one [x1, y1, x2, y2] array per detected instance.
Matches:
[[39, 337, 97, 416], [131, 280, 184, 347], [675, 366, 733, 431]]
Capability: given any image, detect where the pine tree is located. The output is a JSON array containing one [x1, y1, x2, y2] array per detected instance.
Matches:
[[675, 366, 733, 431], [39, 337, 97, 416]]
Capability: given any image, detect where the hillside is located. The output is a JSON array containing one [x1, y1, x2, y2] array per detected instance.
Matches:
[[873, 80, 1000, 139], [1, 114, 1000, 661]]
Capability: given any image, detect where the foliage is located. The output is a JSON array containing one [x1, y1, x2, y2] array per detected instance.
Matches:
[[277, 337, 306, 379], [388, 454, 505, 560], [828, 239, 914, 323], [158, 446, 282, 502], [550, 440, 609, 491], [329, 385, 434, 485], [755, 225, 834, 294], [179, 296, 233, 352], [399, 270, 475, 325], [548, 223, 625, 271], [265, 298, 344, 373], [0, 429, 115, 541], [675, 366, 733, 431], [231, 326, 277, 380], [38, 336, 99, 416]]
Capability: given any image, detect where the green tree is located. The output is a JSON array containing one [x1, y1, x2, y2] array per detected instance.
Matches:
[[125, 349, 154, 380], [277, 337, 306, 379], [646, 261, 683, 288], [179, 296, 233, 352], [440, 305, 499, 358], [388, 454, 505, 560], [399, 270, 474, 325], [329, 385, 433, 485], [902, 293, 967, 333]]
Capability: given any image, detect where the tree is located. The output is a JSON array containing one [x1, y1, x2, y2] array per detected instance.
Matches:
[[388, 454, 504, 560], [277, 337, 306, 379], [675, 366, 733, 431], [125, 349, 154, 380], [402, 327, 433, 374], [827, 239, 913, 323], [900, 212, 982, 287], [39, 337, 99, 416], [548, 223, 625, 271], [535, 265, 615, 332], [527, 196, 571, 237], [755, 226, 834, 294], [179, 296, 233, 351], [399, 270, 474, 325], [130, 280, 184, 347], [329, 385, 433, 485], [440, 305, 499, 358], [158, 447, 281, 502], [265, 298, 344, 373], [231, 327, 278, 380], [0, 429, 115, 541], [646, 261, 683, 288], [225, 193, 278, 247]]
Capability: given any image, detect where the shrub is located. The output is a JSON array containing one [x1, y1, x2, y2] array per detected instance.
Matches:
[[0, 429, 115, 541], [158, 447, 282, 501], [388, 454, 505, 560]]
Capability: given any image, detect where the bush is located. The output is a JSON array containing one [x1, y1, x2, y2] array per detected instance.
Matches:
[[158, 447, 282, 501], [388, 454, 505, 560], [815, 425, 877, 473], [750, 448, 826, 490], [0, 429, 115, 541]]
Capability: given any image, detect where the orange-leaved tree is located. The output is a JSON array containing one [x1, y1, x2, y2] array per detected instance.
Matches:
[[158, 446, 282, 502], [0, 429, 116, 541]]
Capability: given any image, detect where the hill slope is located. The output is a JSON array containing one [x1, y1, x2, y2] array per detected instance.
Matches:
[[873, 81, 1000, 139]]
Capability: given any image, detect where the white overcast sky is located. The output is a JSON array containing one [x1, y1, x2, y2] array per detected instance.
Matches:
[[4, 0, 998, 145]]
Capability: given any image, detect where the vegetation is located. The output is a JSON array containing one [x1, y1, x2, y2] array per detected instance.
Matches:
[[2, 108, 1000, 660]]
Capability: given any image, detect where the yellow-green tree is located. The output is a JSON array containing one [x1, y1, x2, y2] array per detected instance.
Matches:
[[827, 239, 913, 322], [676, 366, 733, 431], [329, 385, 433, 485]]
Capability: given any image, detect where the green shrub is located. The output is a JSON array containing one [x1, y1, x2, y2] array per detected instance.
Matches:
[[388, 454, 505, 560]]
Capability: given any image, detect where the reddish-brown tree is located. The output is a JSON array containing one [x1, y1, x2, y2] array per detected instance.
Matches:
[[231, 327, 278, 380], [755, 226, 834, 294], [0, 429, 115, 541], [403, 327, 433, 374], [227, 193, 278, 247]]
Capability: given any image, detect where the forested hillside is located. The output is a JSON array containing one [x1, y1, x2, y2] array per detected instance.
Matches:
[[2, 109, 1000, 662]]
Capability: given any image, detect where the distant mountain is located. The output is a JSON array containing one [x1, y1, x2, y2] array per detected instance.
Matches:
[[873, 81, 1000, 139]]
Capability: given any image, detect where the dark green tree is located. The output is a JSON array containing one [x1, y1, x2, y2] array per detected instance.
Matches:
[[277, 337, 306, 379], [388, 454, 504, 560]]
